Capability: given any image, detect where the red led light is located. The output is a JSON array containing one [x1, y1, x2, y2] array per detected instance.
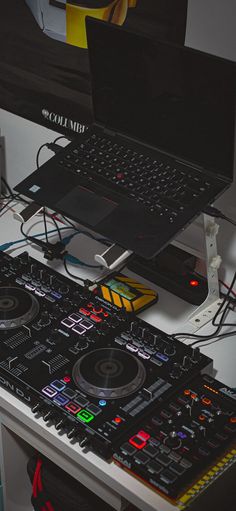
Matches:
[[189, 279, 199, 287], [63, 376, 71, 383], [92, 307, 103, 314], [114, 417, 122, 424]]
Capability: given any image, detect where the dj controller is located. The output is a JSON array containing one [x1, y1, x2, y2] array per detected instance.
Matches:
[[0, 250, 235, 507]]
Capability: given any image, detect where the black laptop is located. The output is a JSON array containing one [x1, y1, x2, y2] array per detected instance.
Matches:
[[15, 17, 236, 259]]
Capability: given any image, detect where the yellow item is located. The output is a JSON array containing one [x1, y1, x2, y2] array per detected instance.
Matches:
[[66, 0, 137, 48]]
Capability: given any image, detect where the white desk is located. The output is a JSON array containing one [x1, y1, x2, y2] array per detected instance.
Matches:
[[0, 201, 235, 511]]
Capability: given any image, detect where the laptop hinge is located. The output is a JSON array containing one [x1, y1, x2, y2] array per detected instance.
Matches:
[[103, 127, 116, 136]]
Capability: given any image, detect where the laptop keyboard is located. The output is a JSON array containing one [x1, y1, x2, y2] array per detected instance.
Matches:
[[58, 133, 213, 223]]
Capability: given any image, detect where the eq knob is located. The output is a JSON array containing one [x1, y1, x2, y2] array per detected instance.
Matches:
[[32, 402, 44, 414], [67, 427, 80, 440], [55, 418, 68, 431], [43, 409, 58, 422]]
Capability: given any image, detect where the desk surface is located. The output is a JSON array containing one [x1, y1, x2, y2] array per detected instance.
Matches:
[[0, 200, 235, 511]]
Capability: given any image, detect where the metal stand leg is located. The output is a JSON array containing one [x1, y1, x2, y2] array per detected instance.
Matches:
[[177, 214, 222, 333]]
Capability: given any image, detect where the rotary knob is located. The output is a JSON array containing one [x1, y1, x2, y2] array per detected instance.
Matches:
[[170, 363, 182, 379], [163, 431, 182, 450], [38, 311, 51, 327], [164, 344, 176, 356]]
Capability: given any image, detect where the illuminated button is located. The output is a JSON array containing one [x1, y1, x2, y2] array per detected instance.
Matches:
[[230, 417, 236, 423], [53, 394, 69, 406], [138, 351, 150, 360], [50, 380, 66, 392], [189, 279, 199, 287], [155, 352, 169, 362], [199, 414, 206, 421], [137, 430, 150, 441], [92, 307, 103, 314], [126, 343, 138, 353], [90, 314, 102, 323], [184, 389, 191, 395], [87, 303, 93, 308], [61, 318, 75, 328], [202, 397, 211, 405], [69, 313, 82, 323], [191, 393, 198, 400], [65, 402, 81, 415], [79, 308, 91, 316], [103, 312, 109, 318], [77, 409, 94, 423], [80, 319, 93, 330], [129, 435, 146, 449], [99, 400, 107, 407], [42, 386, 57, 398], [72, 324, 86, 335], [51, 291, 62, 299], [63, 376, 71, 383], [114, 417, 122, 424]]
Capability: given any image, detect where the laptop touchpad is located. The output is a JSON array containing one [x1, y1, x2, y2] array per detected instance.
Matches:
[[56, 186, 118, 226]]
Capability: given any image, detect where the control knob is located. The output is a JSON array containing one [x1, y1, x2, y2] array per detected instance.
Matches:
[[38, 311, 51, 327], [164, 344, 176, 356], [55, 418, 68, 431], [170, 363, 182, 379], [43, 409, 58, 422], [58, 284, 69, 295], [32, 402, 44, 414], [163, 431, 182, 450], [67, 427, 80, 440]]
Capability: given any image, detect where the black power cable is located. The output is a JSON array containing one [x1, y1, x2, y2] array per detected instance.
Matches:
[[203, 205, 236, 227]]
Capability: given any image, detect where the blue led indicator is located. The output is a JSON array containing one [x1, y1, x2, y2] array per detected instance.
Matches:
[[99, 400, 107, 407]]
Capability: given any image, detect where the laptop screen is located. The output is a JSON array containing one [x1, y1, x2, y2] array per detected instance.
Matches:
[[86, 17, 236, 180]]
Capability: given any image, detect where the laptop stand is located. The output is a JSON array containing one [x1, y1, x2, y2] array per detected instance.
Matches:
[[173, 212, 222, 335]]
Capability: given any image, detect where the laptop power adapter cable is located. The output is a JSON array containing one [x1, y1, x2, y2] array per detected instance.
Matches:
[[203, 205, 236, 227]]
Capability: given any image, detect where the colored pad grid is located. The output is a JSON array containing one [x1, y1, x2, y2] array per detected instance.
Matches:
[[53, 394, 70, 406], [77, 409, 94, 423], [50, 380, 66, 392], [65, 402, 81, 415], [61, 318, 75, 328], [42, 386, 58, 398]]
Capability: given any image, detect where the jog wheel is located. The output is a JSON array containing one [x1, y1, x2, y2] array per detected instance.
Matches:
[[0, 287, 39, 329], [73, 348, 146, 399]]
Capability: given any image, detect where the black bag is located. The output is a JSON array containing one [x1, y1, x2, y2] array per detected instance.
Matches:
[[27, 453, 116, 511]]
